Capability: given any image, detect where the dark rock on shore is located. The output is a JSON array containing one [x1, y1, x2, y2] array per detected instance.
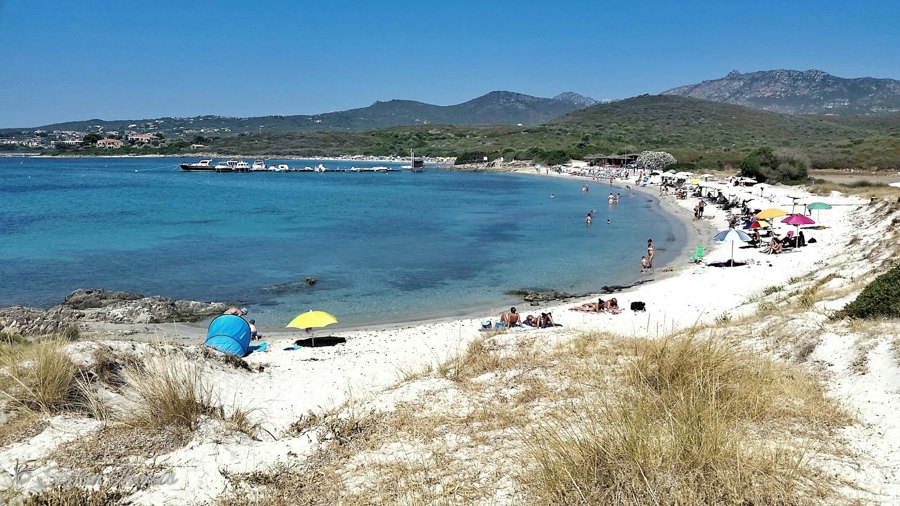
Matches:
[[599, 279, 653, 294], [0, 289, 230, 337], [506, 289, 584, 303], [264, 277, 319, 294], [63, 289, 143, 309]]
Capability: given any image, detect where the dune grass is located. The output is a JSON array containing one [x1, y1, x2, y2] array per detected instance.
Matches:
[[523, 334, 846, 505], [123, 353, 215, 431], [0, 338, 85, 414]]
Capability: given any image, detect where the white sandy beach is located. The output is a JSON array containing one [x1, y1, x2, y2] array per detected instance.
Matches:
[[3, 168, 900, 504]]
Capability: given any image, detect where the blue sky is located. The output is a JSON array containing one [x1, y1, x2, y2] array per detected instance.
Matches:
[[1, 0, 898, 128]]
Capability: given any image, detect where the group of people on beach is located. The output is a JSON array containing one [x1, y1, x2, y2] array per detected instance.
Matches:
[[498, 307, 557, 328]]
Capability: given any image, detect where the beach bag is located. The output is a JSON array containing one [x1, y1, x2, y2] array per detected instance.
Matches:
[[630, 301, 646, 311]]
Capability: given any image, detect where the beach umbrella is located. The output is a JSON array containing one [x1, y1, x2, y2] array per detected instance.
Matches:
[[287, 310, 338, 347], [781, 213, 816, 237], [781, 213, 815, 226], [755, 208, 788, 220], [714, 228, 752, 266], [806, 201, 832, 222], [744, 219, 770, 230], [751, 182, 772, 196], [744, 198, 767, 211]]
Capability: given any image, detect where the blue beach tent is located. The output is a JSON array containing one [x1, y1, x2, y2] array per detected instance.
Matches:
[[204, 315, 251, 356]]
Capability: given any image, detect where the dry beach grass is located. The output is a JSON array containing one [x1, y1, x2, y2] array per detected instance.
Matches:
[[1, 175, 900, 504]]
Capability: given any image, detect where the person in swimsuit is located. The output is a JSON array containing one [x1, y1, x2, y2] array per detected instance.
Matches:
[[647, 239, 655, 268], [500, 307, 521, 326]]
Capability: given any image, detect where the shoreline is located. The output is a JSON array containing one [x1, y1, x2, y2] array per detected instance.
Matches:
[[76, 167, 717, 341]]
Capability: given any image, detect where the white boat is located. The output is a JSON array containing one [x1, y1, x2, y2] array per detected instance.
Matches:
[[214, 160, 238, 172], [251, 159, 266, 171], [214, 160, 250, 172], [277, 164, 290, 171]]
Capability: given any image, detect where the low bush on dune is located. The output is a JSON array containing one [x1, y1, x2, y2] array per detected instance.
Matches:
[[839, 263, 900, 319]]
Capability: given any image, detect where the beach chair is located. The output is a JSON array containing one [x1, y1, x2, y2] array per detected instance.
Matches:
[[689, 246, 705, 263]]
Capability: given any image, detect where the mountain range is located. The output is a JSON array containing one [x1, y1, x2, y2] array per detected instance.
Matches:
[[22, 92, 598, 136], [662, 69, 900, 115], [7, 70, 900, 138]]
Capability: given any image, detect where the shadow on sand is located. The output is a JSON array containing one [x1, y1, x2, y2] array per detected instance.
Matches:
[[707, 260, 747, 268], [294, 336, 347, 347]]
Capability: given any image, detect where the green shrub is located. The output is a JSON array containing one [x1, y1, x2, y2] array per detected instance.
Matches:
[[840, 263, 900, 318], [453, 150, 490, 165]]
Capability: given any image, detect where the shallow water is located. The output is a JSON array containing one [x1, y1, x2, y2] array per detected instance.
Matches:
[[0, 157, 684, 329]]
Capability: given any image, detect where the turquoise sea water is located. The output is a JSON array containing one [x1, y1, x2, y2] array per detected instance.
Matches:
[[0, 157, 684, 330]]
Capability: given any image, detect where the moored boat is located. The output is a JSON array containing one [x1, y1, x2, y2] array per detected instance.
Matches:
[[180, 159, 215, 172], [214, 160, 250, 172]]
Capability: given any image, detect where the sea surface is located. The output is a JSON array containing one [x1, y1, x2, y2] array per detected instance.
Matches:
[[0, 157, 684, 330]]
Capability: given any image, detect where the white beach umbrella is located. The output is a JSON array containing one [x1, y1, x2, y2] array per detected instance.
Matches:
[[714, 228, 752, 266], [752, 182, 772, 196], [744, 199, 767, 211]]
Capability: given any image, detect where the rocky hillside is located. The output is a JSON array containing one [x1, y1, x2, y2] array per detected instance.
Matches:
[[662, 69, 900, 115]]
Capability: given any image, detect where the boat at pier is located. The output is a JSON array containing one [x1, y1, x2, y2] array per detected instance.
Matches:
[[179, 159, 215, 172]]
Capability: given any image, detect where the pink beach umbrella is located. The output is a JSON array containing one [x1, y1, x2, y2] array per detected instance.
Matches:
[[781, 213, 815, 237]]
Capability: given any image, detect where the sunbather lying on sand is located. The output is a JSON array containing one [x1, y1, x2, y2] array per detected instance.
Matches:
[[570, 297, 618, 313], [570, 301, 602, 312]]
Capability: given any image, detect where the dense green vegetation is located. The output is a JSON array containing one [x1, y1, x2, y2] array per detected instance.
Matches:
[[840, 263, 900, 319], [200, 96, 899, 170], [42, 139, 194, 156]]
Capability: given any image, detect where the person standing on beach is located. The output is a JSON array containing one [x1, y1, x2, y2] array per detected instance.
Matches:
[[647, 239, 655, 268]]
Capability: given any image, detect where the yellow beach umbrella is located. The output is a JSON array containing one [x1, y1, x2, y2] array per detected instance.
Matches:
[[755, 208, 788, 220], [287, 310, 338, 330], [287, 310, 338, 347]]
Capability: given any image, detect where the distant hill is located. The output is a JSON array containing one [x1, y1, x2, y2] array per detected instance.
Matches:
[[662, 70, 900, 115], [207, 94, 899, 170], [23, 91, 597, 135]]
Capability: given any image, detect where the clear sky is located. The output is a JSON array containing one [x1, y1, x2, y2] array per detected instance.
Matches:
[[1, 0, 898, 128]]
